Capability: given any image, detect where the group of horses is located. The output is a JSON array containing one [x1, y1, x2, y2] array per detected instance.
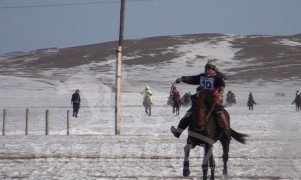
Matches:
[[166, 82, 191, 116], [167, 92, 191, 116], [143, 84, 301, 178]]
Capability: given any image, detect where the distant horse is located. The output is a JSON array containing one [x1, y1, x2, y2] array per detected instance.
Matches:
[[167, 94, 183, 116], [182, 92, 192, 107], [292, 94, 301, 111], [247, 98, 256, 110], [167, 82, 184, 116], [226, 94, 236, 106], [143, 95, 152, 116], [181, 89, 248, 180]]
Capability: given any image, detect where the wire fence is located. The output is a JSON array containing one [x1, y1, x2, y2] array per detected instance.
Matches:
[[2, 109, 72, 136]]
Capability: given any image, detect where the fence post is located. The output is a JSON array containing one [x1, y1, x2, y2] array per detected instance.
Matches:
[[2, 109, 6, 136], [45, 110, 49, 135], [67, 110, 70, 135], [25, 109, 29, 135]]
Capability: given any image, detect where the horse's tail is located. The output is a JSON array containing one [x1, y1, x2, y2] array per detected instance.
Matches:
[[231, 128, 249, 144]]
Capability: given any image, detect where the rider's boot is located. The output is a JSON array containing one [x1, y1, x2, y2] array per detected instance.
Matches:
[[171, 111, 191, 138], [216, 111, 231, 140]]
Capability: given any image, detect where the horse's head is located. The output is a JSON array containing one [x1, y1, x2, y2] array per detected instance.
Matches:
[[191, 90, 207, 130]]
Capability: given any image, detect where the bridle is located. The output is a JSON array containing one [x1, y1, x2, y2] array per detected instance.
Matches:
[[193, 90, 217, 130]]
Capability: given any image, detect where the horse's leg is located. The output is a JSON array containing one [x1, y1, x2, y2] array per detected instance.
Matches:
[[148, 106, 151, 116], [183, 143, 192, 177], [207, 144, 215, 180], [220, 139, 230, 180], [209, 148, 215, 180], [202, 144, 213, 180]]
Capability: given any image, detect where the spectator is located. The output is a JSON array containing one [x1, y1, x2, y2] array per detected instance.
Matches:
[[71, 89, 81, 117]]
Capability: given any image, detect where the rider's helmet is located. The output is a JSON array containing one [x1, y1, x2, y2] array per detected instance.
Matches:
[[205, 59, 217, 71], [145, 86, 150, 90]]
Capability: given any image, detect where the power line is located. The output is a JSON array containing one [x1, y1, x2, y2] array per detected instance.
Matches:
[[0, 0, 156, 10]]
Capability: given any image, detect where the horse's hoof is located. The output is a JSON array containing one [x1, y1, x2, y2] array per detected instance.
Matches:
[[183, 169, 190, 177]]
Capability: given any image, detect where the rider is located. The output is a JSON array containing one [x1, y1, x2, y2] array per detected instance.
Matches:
[[170, 86, 181, 113], [141, 86, 153, 104], [295, 90, 300, 96], [248, 92, 257, 104], [292, 90, 300, 105], [171, 86, 180, 100], [170, 59, 231, 139], [141, 86, 153, 115], [226, 90, 235, 102]]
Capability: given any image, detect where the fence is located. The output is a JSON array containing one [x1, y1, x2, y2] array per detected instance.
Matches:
[[2, 109, 71, 136]]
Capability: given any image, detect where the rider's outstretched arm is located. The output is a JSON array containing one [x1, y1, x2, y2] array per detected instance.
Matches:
[[176, 75, 201, 85]]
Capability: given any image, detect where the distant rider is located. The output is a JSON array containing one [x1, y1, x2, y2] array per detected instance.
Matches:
[[248, 92, 257, 110], [141, 86, 153, 115], [171, 86, 180, 102]]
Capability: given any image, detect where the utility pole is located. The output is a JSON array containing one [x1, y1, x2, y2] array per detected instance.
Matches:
[[115, 0, 125, 135]]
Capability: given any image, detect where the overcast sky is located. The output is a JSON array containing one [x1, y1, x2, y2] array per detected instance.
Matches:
[[1, 0, 301, 54]]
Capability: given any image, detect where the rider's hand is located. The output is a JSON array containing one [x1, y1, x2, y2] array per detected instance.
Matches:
[[175, 78, 182, 84]]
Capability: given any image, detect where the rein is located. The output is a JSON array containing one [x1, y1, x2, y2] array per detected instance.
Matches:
[[205, 101, 216, 122], [194, 90, 216, 131]]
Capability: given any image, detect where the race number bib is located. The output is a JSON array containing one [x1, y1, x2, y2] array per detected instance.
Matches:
[[200, 76, 214, 90]]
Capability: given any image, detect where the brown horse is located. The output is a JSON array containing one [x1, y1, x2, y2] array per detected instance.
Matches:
[[182, 92, 192, 107], [182, 90, 248, 180], [168, 82, 184, 116]]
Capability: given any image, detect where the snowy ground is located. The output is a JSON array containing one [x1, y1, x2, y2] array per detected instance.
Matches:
[[1, 37, 301, 179], [0, 76, 301, 179]]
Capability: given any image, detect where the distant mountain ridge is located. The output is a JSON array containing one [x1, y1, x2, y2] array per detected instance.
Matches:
[[0, 33, 300, 83]]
